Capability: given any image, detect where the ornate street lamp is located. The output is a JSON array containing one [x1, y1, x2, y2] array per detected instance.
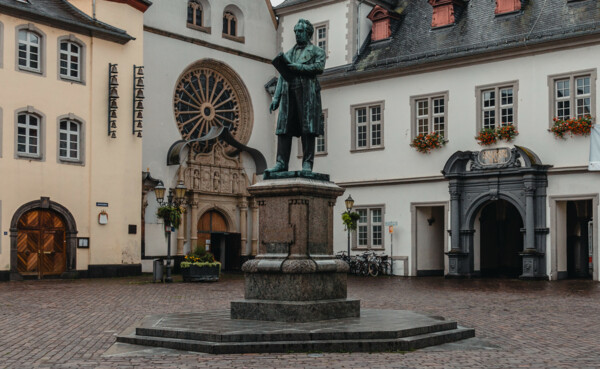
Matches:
[[345, 194, 354, 256], [154, 179, 187, 283]]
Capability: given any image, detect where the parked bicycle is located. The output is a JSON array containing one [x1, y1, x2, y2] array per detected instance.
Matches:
[[336, 250, 391, 277]]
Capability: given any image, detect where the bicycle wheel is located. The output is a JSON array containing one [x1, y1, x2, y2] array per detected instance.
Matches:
[[368, 262, 379, 277]]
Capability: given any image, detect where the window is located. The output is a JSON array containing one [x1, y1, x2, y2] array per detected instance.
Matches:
[[16, 112, 41, 157], [549, 70, 596, 126], [351, 102, 384, 151], [59, 41, 81, 81], [223, 11, 236, 36], [313, 22, 329, 56], [187, 1, 202, 27], [17, 29, 41, 72], [316, 110, 327, 155], [354, 206, 384, 250], [476, 82, 518, 131], [410, 92, 448, 139], [58, 119, 80, 161]]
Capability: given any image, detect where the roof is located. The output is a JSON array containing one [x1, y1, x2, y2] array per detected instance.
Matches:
[[0, 0, 134, 44], [275, 0, 396, 11], [323, 0, 600, 83]]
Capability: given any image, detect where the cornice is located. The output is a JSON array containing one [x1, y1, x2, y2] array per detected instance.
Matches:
[[275, 0, 347, 16], [321, 33, 600, 89], [144, 26, 271, 64]]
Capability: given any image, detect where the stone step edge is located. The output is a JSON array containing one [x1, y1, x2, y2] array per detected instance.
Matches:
[[116, 327, 475, 354], [134, 320, 458, 343]]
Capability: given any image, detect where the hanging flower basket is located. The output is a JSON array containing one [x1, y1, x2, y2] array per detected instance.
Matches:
[[156, 205, 183, 232], [411, 131, 446, 153], [496, 124, 519, 142], [476, 128, 497, 146], [551, 116, 594, 139], [342, 211, 360, 231]]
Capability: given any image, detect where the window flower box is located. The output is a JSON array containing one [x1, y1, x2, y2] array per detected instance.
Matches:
[[411, 131, 446, 153], [476, 128, 497, 146], [551, 116, 594, 139], [496, 124, 518, 142]]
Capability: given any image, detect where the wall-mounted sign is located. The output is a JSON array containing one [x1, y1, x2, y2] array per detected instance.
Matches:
[[98, 210, 108, 225], [96, 202, 109, 207], [478, 148, 511, 166], [77, 237, 90, 248], [385, 221, 398, 226]]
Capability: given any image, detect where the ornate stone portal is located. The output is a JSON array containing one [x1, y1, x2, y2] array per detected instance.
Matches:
[[443, 146, 550, 279], [230, 177, 359, 322]]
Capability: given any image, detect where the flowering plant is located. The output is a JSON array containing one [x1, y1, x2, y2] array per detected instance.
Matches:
[[181, 246, 220, 269], [476, 128, 497, 146], [551, 116, 594, 139], [156, 205, 184, 229], [411, 131, 446, 153], [496, 124, 519, 142]]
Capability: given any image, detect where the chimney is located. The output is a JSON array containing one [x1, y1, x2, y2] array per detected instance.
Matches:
[[428, 0, 466, 28], [495, 0, 521, 15]]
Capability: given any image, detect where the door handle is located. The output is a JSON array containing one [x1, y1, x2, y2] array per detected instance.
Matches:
[[43, 251, 53, 255]]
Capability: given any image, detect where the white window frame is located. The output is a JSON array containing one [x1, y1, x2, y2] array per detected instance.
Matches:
[[548, 69, 597, 127], [316, 109, 327, 155], [353, 205, 385, 250], [58, 39, 82, 82], [313, 21, 329, 57], [56, 113, 85, 165], [410, 91, 449, 139], [475, 81, 518, 132], [15, 24, 45, 75], [18, 29, 40, 72], [15, 108, 44, 160], [350, 101, 385, 152], [59, 119, 80, 161]]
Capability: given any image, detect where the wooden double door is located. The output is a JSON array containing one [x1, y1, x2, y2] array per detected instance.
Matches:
[[17, 209, 67, 279]]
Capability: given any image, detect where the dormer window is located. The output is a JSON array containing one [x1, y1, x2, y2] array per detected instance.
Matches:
[[495, 0, 521, 15], [367, 5, 399, 42], [428, 0, 466, 29]]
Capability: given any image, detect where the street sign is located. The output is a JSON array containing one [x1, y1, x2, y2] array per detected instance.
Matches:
[[385, 221, 398, 226]]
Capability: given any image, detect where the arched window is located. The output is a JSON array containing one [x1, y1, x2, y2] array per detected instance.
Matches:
[[16, 112, 41, 156], [17, 29, 41, 72], [59, 40, 82, 81], [222, 11, 237, 37], [187, 1, 203, 27], [58, 118, 81, 161]]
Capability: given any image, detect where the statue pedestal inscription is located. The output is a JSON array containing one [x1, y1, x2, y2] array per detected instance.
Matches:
[[230, 177, 360, 322]]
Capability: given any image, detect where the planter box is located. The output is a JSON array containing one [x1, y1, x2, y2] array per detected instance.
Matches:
[[181, 265, 220, 282]]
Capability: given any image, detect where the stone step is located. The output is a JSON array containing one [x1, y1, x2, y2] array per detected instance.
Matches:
[[134, 319, 457, 343], [117, 327, 475, 354]]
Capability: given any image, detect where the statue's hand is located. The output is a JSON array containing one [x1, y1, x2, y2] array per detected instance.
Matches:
[[288, 63, 302, 72], [270, 98, 280, 113]]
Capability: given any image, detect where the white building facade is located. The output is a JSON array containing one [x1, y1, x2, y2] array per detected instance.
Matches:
[[274, 0, 600, 280]]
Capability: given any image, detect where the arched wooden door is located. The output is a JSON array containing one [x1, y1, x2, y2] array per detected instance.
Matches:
[[17, 209, 67, 279], [197, 211, 227, 249]]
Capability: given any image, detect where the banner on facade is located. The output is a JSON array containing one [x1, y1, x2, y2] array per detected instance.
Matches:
[[590, 125, 600, 171]]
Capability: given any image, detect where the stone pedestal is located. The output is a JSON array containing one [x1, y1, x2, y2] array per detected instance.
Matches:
[[230, 176, 360, 322]]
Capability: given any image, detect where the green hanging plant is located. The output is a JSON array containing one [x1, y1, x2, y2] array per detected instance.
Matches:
[[342, 211, 361, 231], [156, 205, 183, 230]]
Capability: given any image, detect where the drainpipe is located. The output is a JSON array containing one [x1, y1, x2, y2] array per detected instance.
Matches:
[[93, 0, 96, 19], [356, 0, 364, 59]]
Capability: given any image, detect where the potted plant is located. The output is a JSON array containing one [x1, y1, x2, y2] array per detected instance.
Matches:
[[181, 246, 221, 282], [551, 115, 594, 139], [496, 124, 519, 142], [476, 128, 497, 146], [411, 131, 446, 153]]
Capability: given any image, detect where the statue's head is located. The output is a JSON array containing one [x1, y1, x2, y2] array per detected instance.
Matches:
[[294, 19, 313, 45]]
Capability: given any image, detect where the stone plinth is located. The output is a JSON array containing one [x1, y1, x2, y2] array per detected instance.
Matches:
[[230, 176, 360, 322]]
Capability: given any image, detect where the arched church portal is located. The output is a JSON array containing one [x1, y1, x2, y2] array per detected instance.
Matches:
[[197, 210, 241, 271], [443, 146, 550, 279]]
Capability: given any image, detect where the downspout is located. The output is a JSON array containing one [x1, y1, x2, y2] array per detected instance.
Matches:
[[93, 0, 96, 19], [356, 0, 363, 59]]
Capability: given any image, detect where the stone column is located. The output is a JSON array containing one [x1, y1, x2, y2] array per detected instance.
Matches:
[[176, 207, 185, 255], [190, 200, 199, 251], [520, 182, 545, 279], [250, 199, 259, 256], [239, 199, 248, 255], [446, 184, 470, 277], [524, 185, 536, 251]]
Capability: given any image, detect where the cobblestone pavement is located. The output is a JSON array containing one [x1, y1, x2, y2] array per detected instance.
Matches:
[[1, 274, 599, 369]]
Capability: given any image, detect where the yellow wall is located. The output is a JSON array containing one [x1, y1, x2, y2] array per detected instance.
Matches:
[[0, 0, 145, 271]]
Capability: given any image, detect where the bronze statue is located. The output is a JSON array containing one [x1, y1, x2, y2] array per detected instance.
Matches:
[[266, 19, 326, 173]]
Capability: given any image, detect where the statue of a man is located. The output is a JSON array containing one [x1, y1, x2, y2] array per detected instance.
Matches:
[[266, 19, 326, 173]]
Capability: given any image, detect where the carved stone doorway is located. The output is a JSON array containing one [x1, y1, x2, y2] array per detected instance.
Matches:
[[198, 210, 242, 271]]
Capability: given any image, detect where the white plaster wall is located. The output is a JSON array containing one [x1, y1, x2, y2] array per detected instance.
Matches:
[[142, 2, 277, 258], [278, 1, 352, 68], [144, 0, 277, 59]]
